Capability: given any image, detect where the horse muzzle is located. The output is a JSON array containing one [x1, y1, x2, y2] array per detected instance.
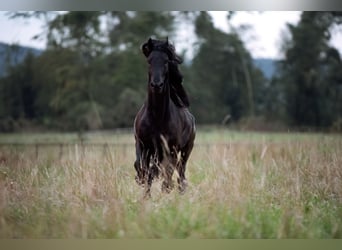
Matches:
[[150, 81, 164, 93]]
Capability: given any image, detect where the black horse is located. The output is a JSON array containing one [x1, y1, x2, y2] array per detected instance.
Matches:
[[133, 38, 196, 197]]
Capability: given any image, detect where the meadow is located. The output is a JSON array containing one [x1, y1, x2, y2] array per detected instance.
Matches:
[[0, 128, 341, 238]]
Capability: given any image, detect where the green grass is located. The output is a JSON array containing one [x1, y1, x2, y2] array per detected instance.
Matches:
[[0, 129, 341, 238]]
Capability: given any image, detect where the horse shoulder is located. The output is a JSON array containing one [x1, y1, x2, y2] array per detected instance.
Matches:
[[165, 105, 192, 146], [134, 104, 152, 140]]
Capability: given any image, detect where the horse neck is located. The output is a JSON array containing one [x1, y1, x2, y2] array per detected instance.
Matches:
[[147, 79, 171, 124]]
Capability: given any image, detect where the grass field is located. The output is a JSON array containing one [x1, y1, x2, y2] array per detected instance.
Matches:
[[0, 128, 341, 238]]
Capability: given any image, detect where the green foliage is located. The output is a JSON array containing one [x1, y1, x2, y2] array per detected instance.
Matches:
[[189, 12, 267, 123], [1, 11, 341, 131], [0, 52, 36, 122], [0, 11, 176, 131], [109, 12, 175, 50], [113, 88, 144, 127], [276, 12, 342, 128]]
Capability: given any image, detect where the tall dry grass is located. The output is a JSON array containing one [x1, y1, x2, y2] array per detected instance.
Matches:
[[0, 131, 341, 238]]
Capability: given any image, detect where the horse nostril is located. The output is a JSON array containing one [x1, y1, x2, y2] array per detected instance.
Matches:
[[151, 81, 164, 89]]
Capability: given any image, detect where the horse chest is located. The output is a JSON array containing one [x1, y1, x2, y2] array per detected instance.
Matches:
[[139, 118, 178, 147]]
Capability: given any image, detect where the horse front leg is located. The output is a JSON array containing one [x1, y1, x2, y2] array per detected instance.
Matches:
[[176, 155, 188, 194], [134, 141, 148, 186], [177, 141, 194, 194], [161, 150, 176, 193], [134, 142, 144, 186], [144, 151, 155, 198]]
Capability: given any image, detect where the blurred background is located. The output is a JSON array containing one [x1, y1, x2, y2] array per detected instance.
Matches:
[[0, 11, 341, 132]]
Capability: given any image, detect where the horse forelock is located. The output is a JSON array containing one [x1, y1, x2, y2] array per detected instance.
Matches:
[[149, 39, 183, 64]]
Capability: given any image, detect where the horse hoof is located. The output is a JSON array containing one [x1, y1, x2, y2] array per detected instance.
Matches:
[[143, 191, 151, 199], [178, 180, 188, 194], [161, 181, 174, 193], [135, 176, 145, 186]]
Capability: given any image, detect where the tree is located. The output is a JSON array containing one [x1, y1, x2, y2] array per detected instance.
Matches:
[[189, 12, 266, 124], [2, 11, 272, 131], [277, 11, 342, 128]]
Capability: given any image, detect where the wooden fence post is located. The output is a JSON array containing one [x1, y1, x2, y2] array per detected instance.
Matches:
[[35, 144, 39, 160], [59, 143, 63, 160]]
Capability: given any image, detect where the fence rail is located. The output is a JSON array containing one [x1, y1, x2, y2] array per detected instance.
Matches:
[[0, 142, 134, 147], [0, 141, 282, 161], [0, 142, 237, 147], [0, 142, 136, 160], [0, 142, 236, 158]]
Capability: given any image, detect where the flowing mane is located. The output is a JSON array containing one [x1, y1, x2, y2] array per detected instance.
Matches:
[[169, 59, 190, 108]]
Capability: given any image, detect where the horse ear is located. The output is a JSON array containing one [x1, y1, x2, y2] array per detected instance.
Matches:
[[165, 37, 169, 45], [141, 38, 153, 57]]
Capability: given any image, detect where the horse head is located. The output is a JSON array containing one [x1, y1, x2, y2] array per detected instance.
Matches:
[[141, 38, 189, 107], [142, 38, 170, 94]]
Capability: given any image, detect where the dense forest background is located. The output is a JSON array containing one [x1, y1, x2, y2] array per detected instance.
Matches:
[[0, 11, 341, 132]]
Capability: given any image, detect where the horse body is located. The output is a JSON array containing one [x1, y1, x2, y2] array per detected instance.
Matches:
[[134, 38, 195, 197]]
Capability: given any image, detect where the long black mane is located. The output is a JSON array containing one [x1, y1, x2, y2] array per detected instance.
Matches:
[[169, 60, 190, 108]]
